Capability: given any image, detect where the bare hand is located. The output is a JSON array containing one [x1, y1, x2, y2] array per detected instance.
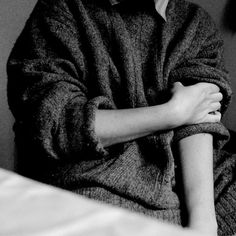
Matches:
[[169, 82, 223, 126]]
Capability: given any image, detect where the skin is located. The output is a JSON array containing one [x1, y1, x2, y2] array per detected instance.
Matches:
[[95, 82, 222, 235], [95, 82, 222, 147], [178, 133, 217, 236]]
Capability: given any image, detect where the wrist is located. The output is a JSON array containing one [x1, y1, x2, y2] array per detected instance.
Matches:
[[166, 100, 185, 128], [146, 102, 182, 132]]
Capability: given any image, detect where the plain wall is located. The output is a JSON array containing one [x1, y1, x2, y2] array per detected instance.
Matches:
[[0, 0, 236, 171], [0, 1, 37, 170], [189, 0, 236, 130]]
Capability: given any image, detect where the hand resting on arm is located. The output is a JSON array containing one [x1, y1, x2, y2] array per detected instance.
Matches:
[[95, 82, 222, 147], [95, 82, 222, 236]]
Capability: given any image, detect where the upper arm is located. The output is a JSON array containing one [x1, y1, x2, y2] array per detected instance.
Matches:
[[170, 5, 231, 148], [7, 0, 113, 160], [169, 6, 232, 114]]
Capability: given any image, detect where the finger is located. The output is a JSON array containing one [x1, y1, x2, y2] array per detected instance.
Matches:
[[209, 102, 221, 112], [208, 83, 220, 93], [206, 111, 222, 123], [195, 82, 220, 93], [209, 92, 223, 102]]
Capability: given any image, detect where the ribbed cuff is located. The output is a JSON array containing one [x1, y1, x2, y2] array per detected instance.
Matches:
[[173, 122, 230, 150], [83, 96, 114, 157]]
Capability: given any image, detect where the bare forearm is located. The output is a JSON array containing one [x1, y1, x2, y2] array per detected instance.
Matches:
[[95, 82, 222, 148], [178, 133, 217, 232], [178, 133, 214, 207], [95, 102, 178, 147]]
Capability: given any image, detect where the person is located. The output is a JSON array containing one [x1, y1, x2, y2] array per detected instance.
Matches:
[[7, 0, 235, 235]]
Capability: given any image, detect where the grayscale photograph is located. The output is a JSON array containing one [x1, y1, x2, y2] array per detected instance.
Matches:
[[0, 0, 236, 235]]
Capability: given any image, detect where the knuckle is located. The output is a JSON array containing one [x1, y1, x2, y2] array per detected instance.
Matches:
[[198, 82, 207, 87], [211, 83, 220, 92], [199, 87, 208, 98]]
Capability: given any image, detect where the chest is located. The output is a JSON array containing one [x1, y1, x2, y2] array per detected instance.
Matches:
[[78, 1, 189, 107]]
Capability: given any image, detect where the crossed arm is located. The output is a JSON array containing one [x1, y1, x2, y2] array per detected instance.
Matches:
[[95, 82, 221, 235], [7, 2, 231, 235]]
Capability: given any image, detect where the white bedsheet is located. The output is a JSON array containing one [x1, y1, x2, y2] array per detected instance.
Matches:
[[0, 168, 204, 236]]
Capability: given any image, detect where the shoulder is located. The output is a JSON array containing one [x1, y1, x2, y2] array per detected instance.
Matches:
[[167, 0, 217, 34], [34, 0, 75, 14], [32, 0, 104, 22], [32, 0, 87, 17], [35, 0, 100, 12], [26, 0, 90, 27]]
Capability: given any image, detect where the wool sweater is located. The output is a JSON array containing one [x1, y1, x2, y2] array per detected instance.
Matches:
[[7, 0, 232, 225]]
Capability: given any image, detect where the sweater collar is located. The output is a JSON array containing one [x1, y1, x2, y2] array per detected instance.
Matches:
[[109, 0, 169, 21]]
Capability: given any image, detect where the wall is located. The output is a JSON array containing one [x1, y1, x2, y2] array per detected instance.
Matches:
[[0, 1, 37, 170], [0, 0, 236, 170], [189, 0, 236, 131]]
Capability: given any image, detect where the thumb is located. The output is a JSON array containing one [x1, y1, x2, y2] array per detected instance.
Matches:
[[172, 82, 184, 91], [174, 81, 183, 87]]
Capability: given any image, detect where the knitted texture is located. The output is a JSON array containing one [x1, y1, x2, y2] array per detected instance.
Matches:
[[7, 0, 234, 230], [214, 151, 236, 236]]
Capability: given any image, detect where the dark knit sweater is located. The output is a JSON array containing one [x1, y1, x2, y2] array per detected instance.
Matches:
[[7, 0, 233, 226]]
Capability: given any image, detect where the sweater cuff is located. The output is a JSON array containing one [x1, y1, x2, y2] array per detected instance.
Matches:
[[82, 96, 114, 157], [173, 122, 230, 150]]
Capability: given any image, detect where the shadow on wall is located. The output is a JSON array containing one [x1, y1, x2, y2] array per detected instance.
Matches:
[[222, 0, 236, 34]]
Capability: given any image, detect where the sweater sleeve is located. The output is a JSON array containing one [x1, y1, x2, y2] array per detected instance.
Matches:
[[7, 0, 113, 160], [169, 8, 232, 149]]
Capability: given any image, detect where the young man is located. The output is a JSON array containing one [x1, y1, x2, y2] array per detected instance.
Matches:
[[7, 0, 235, 235]]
